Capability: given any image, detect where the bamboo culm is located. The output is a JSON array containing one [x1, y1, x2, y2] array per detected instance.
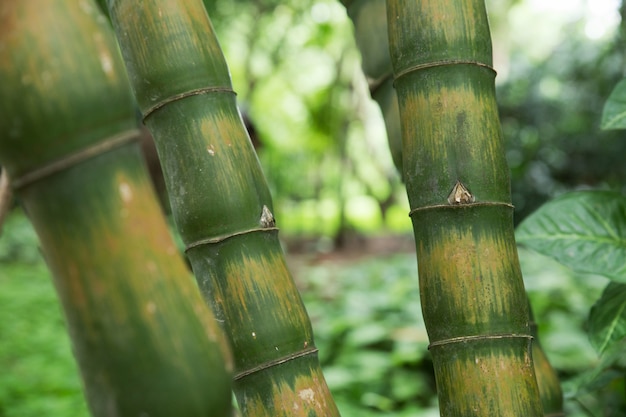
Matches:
[[0, 2, 233, 416], [386, 0, 543, 415], [106, 1, 341, 415], [342, 0, 563, 414]]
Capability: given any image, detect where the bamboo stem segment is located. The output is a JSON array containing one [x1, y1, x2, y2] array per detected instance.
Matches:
[[0, 2, 233, 415], [106, 1, 340, 415], [387, 1, 543, 415], [529, 300, 564, 415]]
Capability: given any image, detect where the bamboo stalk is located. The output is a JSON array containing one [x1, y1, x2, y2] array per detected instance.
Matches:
[[341, 0, 403, 175], [105, 1, 340, 415], [344, 1, 563, 414], [529, 301, 564, 416], [387, 1, 543, 415], [0, 2, 233, 416]]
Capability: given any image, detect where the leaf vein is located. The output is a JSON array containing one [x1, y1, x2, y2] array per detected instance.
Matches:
[[518, 233, 626, 247], [599, 300, 626, 353], [580, 200, 620, 240]]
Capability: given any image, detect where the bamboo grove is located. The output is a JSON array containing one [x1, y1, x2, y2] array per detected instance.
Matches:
[[0, 0, 564, 416]]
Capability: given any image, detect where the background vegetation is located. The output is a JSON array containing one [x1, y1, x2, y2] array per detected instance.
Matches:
[[2, 0, 626, 416], [0, 209, 613, 416]]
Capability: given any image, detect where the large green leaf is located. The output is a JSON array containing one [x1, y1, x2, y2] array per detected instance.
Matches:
[[516, 191, 626, 282], [588, 283, 626, 354], [601, 78, 626, 130]]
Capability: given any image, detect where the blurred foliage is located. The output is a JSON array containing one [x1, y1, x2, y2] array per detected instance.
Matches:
[[203, 0, 406, 242], [295, 254, 436, 416], [106, 0, 626, 233], [519, 248, 621, 417], [203, 0, 626, 231], [499, 32, 625, 222], [600, 78, 626, 129], [0, 212, 89, 417], [517, 191, 626, 415], [0, 209, 618, 416]]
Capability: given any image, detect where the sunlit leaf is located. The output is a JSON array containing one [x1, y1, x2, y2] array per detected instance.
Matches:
[[601, 78, 626, 130], [516, 191, 626, 282], [588, 283, 626, 354]]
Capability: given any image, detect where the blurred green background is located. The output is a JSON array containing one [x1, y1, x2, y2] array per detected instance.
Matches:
[[2, 0, 626, 415], [0, 211, 612, 416]]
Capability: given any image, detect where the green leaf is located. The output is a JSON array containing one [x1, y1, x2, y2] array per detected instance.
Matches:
[[601, 78, 626, 130], [567, 338, 626, 395], [588, 283, 626, 354], [516, 190, 626, 282]]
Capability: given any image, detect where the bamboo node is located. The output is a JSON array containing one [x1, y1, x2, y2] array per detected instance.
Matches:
[[142, 86, 236, 122], [447, 180, 475, 205], [11, 129, 140, 190], [184, 226, 279, 252], [393, 60, 496, 84], [234, 346, 319, 381], [408, 201, 515, 217], [428, 333, 533, 350]]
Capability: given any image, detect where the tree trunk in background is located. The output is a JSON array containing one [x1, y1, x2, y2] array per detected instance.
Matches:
[[106, 1, 341, 415], [387, 0, 543, 415], [0, 2, 233, 416], [341, 0, 403, 177], [529, 301, 564, 415]]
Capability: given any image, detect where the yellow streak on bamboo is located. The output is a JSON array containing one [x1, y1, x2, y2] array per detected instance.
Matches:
[[113, 0, 228, 112], [421, 0, 486, 49], [197, 106, 263, 199], [533, 342, 564, 413], [434, 342, 536, 415], [223, 248, 311, 337], [242, 363, 337, 417], [417, 216, 520, 329], [44, 159, 231, 372], [399, 80, 504, 195]]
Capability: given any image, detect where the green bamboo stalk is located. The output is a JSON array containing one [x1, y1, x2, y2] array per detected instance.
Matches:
[[105, 1, 340, 415], [529, 301, 564, 416], [341, 0, 403, 175], [0, 2, 233, 416], [345, 1, 563, 414], [387, 1, 543, 415]]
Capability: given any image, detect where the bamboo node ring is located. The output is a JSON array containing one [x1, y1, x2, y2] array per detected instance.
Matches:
[[142, 86, 237, 122], [185, 226, 279, 252], [393, 60, 495, 84], [408, 201, 514, 217], [428, 333, 533, 350], [11, 129, 140, 190], [234, 346, 319, 381]]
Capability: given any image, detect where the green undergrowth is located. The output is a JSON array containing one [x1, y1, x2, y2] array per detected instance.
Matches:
[[0, 212, 89, 417], [0, 209, 610, 416]]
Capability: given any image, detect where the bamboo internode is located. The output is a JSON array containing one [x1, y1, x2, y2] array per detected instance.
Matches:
[[0, 1, 233, 415], [106, 0, 341, 415]]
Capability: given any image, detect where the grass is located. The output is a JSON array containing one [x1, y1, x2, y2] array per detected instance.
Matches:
[[0, 208, 611, 416], [0, 212, 89, 417]]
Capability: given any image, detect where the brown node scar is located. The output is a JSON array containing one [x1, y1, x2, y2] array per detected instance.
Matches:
[[447, 180, 475, 205], [260, 205, 276, 228]]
